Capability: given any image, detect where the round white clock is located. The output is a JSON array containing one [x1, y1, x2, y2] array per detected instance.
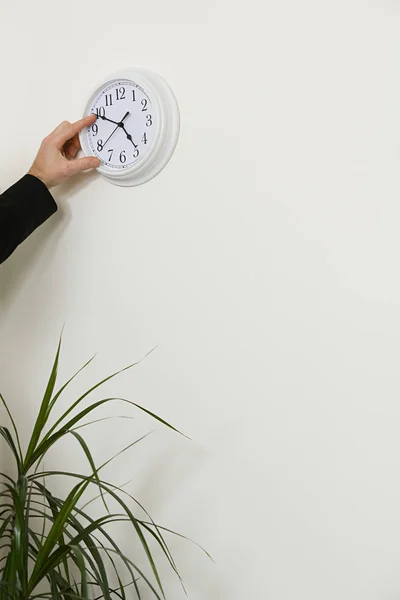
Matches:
[[79, 68, 180, 187]]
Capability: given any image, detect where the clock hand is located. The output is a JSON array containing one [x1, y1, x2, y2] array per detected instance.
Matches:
[[119, 111, 130, 125], [101, 111, 130, 150], [120, 124, 138, 149]]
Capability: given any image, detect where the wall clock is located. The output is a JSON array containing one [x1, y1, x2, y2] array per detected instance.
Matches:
[[79, 68, 180, 187]]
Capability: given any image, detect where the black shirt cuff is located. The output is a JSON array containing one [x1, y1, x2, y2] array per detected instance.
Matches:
[[10, 174, 58, 228]]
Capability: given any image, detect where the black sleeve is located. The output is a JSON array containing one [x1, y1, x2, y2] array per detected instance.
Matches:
[[0, 174, 58, 265]]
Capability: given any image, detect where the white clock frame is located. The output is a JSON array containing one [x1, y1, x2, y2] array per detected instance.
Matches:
[[79, 68, 180, 187]]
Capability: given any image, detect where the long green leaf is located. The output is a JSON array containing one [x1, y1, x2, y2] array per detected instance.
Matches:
[[71, 416, 135, 432], [0, 581, 18, 600], [0, 473, 16, 485], [42, 348, 156, 444], [69, 546, 88, 600], [0, 428, 21, 474], [141, 522, 214, 561], [7, 481, 28, 594], [29, 510, 102, 598], [46, 494, 141, 600], [26, 395, 179, 473], [31, 483, 111, 600], [0, 395, 22, 465], [79, 476, 182, 584], [47, 356, 96, 415], [86, 546, 163, 600], [29, 529, 77, 600], [31, 472, 165, 598], [69, 431, 108, 513], [35, 481, 71, 585], [31, 473, 165, 599], [29, 477, 93, 591], [25, 335, 62, 467], [29, 395, 183, 471], [0, 516, 12, 539], [76, 437, 184, 589], [139, 521, 184, 588]]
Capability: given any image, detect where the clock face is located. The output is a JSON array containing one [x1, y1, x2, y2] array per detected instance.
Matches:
[[86, 79, 156, 170]]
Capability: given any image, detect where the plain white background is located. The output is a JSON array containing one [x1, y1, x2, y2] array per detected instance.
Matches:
[[1, 0, 400, 598]]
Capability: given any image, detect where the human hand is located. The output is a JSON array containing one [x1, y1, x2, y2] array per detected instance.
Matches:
[[28, 115, 101, 189]]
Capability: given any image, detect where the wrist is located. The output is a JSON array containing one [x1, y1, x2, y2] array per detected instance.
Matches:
[[28, 166, 50, 189]]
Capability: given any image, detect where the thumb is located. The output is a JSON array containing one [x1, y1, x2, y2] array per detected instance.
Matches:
[[69, 156, 101, 174]]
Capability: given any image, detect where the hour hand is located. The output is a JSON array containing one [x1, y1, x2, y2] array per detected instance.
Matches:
[[119, 112, 130, 125]]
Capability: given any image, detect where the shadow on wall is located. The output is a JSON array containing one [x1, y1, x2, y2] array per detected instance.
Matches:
[[0, 170, 97, 317]]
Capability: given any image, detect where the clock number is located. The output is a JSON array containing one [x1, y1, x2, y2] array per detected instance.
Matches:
[[146, 115, 153, 127], [133, 148, 140, 159], [92, 124, 98, 136], [105, 93, 113, 107], [119, 150, 126, 163], [141, 99, 148, 111], [108, 149, 114, 161], [95, 107, 105, 118], [141, 132, 148, 144], [116, 86, 125, 100], [97, 140, 103, 152], [132, 89, 136, 102]]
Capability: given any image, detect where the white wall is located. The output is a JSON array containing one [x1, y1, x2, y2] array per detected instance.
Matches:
[[2, 0, 400, 597]]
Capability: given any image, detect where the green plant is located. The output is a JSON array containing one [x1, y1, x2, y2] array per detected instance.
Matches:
[[0, 338, 204, 599]]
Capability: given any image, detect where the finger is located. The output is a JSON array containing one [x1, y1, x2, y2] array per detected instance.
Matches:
[[67, 155, 101, 175], [54, 115, 97, 147], [48, 120, 72, 139]]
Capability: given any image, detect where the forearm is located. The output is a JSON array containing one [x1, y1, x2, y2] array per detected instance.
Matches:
[[0, 174, 57, 264]]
